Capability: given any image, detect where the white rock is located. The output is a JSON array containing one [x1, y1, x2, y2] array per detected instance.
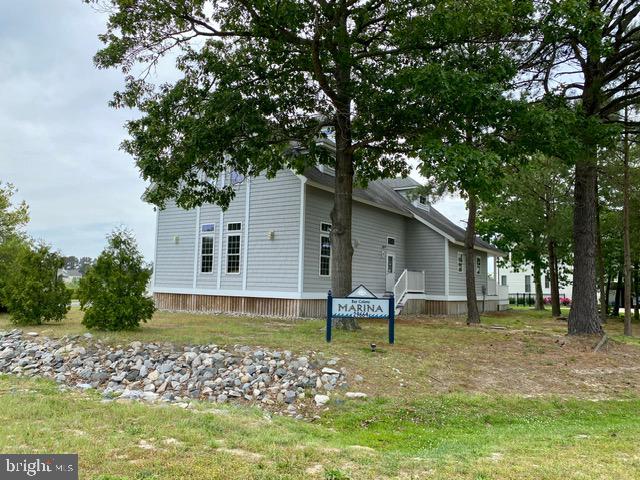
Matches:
[[314, 394, 330, 406], [321, 367, 340, 375], [345, 392, 368, 399], [26, 332, 39, 337]]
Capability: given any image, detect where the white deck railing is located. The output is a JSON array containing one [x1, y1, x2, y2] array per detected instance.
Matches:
[[393, 270, 426, 306]]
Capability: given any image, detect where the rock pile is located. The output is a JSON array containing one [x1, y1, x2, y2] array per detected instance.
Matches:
[[0, 329, 352, 417]]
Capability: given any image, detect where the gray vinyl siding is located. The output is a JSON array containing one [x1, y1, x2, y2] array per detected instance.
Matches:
[[155, 170, 301, 293], [405, 220, 446, 295], [303, 186, 407, 294], [154, 201, 197, 288], [448, 243, 488, 296], [245, 171, 301, 291]]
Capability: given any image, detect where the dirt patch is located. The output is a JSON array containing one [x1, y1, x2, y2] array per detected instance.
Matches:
[[342, 315, 640, 400]]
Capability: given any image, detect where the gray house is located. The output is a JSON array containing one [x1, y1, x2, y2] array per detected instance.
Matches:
[[152, 165, 508, 318]]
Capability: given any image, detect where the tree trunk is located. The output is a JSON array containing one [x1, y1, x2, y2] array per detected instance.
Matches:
[[623, 116, 632, 336], [548, 240, 561, 316], [633, 263, 640, 321], [533, 261, 545, 310], [604, 272, 612, 318], [331, 109, 358, 330], [567, 154, 602, 334], [613, 270, 622, 317], [596, 182, 608, 324], [465, 193, 481, 324]]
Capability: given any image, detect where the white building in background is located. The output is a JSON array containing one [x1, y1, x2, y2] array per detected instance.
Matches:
[[503, 263, 573, 299]]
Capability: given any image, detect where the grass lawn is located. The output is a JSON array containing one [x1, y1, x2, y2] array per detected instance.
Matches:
[[1, 307, 640, 478]]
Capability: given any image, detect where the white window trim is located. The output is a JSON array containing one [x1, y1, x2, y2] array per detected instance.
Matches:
[[319, 221, 332, 277], [201, 223, 215, 233], [457, 252, 464, 273], [387, 236, 396, 246], [225, 232, 242, 275], [227, 221, 243, 232], [200, 235, 215, 275]]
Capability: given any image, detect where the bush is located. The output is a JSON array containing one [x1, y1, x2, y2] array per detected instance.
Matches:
[[78, 228, 154, 331], [2, 243, 71, 325]]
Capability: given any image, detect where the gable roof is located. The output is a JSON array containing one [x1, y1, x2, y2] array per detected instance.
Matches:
[[303, 167, 504, 256]]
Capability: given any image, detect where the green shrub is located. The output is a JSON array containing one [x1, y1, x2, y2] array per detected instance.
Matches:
[[2, 243, 71, 325], [78, 228, 154, 331], [0, 237, 30, 312]]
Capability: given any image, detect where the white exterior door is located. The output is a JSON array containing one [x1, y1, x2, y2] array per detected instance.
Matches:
[[385, 253, 395, 292]]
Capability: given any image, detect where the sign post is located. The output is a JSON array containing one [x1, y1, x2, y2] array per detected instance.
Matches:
[[326, 290, 333, 343], [388, 295, 395, 344], [326, 285, 395, 344]]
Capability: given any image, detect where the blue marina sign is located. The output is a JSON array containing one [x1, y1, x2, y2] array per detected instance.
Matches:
[[326, 285, 395, 343], [332, 297, 389, 318]]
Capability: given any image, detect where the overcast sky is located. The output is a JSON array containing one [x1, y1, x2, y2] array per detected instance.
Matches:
[[1, 0, 467, 261]]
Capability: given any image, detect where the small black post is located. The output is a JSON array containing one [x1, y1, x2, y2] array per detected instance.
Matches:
[[326, 290, 332, 343], [389, 295, 395, 344]]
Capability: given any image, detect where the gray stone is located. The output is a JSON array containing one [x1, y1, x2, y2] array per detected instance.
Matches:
[[216, 394, 228, 403]]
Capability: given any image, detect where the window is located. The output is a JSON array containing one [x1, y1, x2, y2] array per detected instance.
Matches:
[[226, 234, 241, 274], [201, 223, 215, 233], [387, 237, 396, 246], [476, 256, 482, 275], [387, 254, 394, 274], [501, 275, 507, 286], [201, 236, 214, 273], [524, 275, 531, 293], [457, 252, 464, 273], [228, 222, 242, 232], [228, 170, 245, 186], [419, 195, 427, 205], [544, 275, 550, 289], [319, 223, 332, 276]]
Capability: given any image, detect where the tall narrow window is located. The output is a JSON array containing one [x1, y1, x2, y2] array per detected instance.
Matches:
[[476, 256, 482, 275], [501, 275, 507, 286], [544, 275, 550, 289], [226, 234, 241, 274], [457, 252, 464, 273], [320, 222, 331, 276], [201, 236, 214, 273], [524, 275, 531, 293]]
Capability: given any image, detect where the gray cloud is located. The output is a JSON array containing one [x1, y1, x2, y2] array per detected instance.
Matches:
[[0, 0, 155, 258], [1, 1, 466, 260]]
